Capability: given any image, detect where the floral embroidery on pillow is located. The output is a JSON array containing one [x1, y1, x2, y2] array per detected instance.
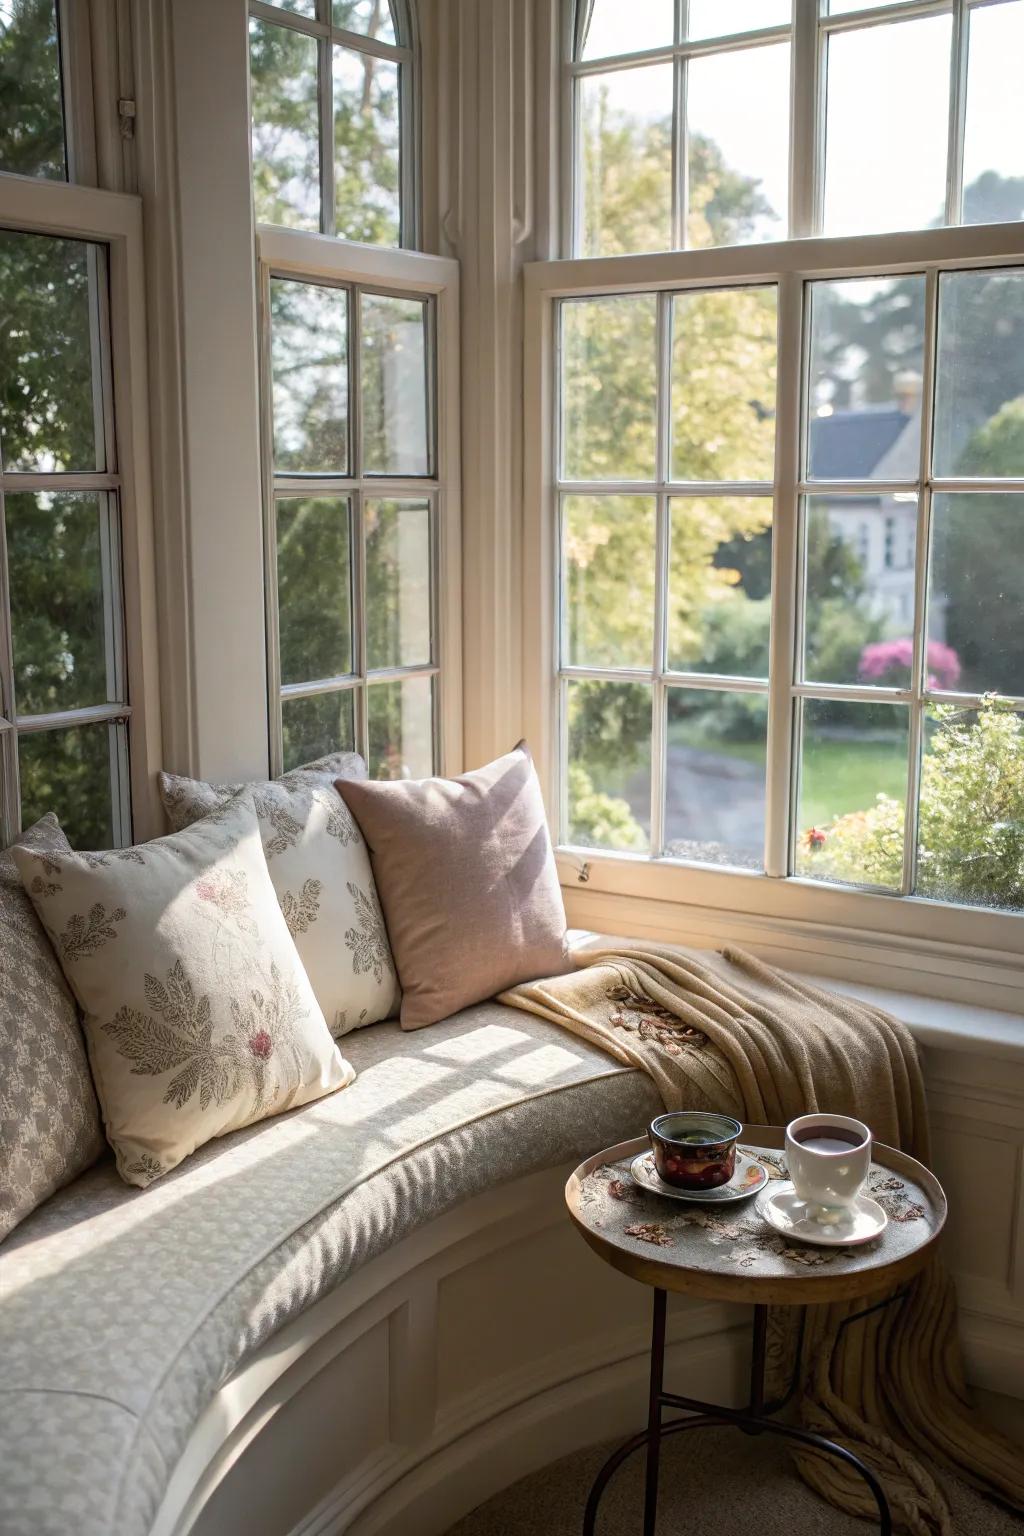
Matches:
[[344, 882, 394, 986], [254, 791, 306, 858], [57, 902, 126, 962], [104, 959, 311, 1118], [194, 869, 259, 938], [280, 877, 323, 936]]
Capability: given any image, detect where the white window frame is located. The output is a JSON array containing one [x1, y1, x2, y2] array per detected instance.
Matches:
[[564, 0, 1012, 256], [524, 220, 1024, 1006], [0, 173, 163, 844], [257, 225, 461, 777], [248, 0, 419, 247]]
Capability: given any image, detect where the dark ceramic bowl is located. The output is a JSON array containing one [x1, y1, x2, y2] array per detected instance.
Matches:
[[649, 1111, 743, 1190]]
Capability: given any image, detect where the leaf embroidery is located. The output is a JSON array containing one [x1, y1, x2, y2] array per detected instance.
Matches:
[[76, 849, 146, 870], [334, 1006, 368, 1033], [194, 868, 259, 938], [58, 902, 126, 962], [124, 1151, 165, 1186], [29, 874, 62, 898], [280, 877, 323, 936], [103, 959, 242, 1114], [344, 882, 394, 987], [321, 793, 361, 847], [254, 792, 306, 858]]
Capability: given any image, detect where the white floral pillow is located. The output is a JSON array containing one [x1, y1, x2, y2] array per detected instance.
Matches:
[[159, 754, 399, 1036], [15, 793, 354, 1188]]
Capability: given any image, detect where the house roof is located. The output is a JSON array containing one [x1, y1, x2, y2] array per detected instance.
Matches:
[[808, 408, 910, 480]]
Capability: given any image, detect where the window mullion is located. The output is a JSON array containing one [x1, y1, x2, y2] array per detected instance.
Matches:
[[318, 8, 335, 238], [673, 0, 688, 250], [652, 289, 673, 856], [0, 472, 20, 841], [902, 265, 941, 897], [944, 0, 970, 227], [791, 0, 820, 240], [765, 270, 803, 880]]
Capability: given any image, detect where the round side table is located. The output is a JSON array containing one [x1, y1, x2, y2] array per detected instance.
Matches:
[[565, 1124, 946, 1536]]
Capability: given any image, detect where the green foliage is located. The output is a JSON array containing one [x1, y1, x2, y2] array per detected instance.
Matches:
[[802, 701, 1024, 910], [0, 0, 64, 180], [250, 5, 401, 243], [935, 397, 1024, 697], [567, 764, 645, 851]]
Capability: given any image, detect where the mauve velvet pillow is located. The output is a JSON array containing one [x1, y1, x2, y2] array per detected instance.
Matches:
[[335, 743, 571, 1028]]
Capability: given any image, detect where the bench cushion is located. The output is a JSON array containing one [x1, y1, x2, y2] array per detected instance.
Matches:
[[0, 1002, 659, 1536]]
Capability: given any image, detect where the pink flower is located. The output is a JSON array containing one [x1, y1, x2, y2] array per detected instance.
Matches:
[[248, 1030, 273, 1061], [804, 826, 827, 851], [195, 879, 217, 902], [858, 638, 960, 692]]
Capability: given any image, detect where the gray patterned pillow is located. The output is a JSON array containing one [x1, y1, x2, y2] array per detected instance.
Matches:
[[159, 754, 399, 1036], [0, 815, 104, 1241]]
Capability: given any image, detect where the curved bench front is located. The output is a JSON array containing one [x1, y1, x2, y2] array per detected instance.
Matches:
[[0, 1004, 659, 1536]]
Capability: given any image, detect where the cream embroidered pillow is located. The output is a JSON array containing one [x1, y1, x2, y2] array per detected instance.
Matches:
[[15, 794, 354, 1188], [159, 754, 399, 1036]]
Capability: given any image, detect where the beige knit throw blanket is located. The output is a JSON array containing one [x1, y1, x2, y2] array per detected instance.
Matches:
[[500, 942, 1024, 1534]]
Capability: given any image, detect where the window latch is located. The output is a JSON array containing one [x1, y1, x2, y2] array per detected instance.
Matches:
[[118, 98, 136, 141]]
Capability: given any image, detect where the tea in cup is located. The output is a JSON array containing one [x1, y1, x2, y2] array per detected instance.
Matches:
[[785, 1113, 872, 1225]]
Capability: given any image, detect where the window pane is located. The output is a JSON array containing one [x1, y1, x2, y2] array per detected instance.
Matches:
[[334, 1, 397, 42], [249, 18, 320, 231], [579, 65, 673, 257], [670, 287, 777, 482], [360, 293, 430, 475], [566, 679, 651, 851], [270, 278, 349, 473], [0, 231, 104, 473], [686, 44, 789, 249], [18, 723, 118, 848], [266, 0, 316, 14], [823, 16, 951, 236], [6, 492, 114, 716], [333, 46, 400, 244], [802, 495, 919, 687], [0, 0, 65, 179], [933, 268, 1024, 478], [580, 0, 672, 59], [916, 703, 1024, 911], [276, 497, 353, 685], [563, 495, 656, 669], [962, 2, 1024, 226], [806, 276, 925, 481], [795, 698, 908, 891], [282, 690, 356, 772], [668, 497, 772, 677], [365, 499, 431, 670], [561, 295, 657, 481], [688, 0, 790, 38], [665, 689, 766, 870], [367, 675, 433, 779], [928, 493, 1023, 699]]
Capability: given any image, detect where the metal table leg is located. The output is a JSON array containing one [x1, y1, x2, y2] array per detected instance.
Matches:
[[582, 1290, 895, 1535]]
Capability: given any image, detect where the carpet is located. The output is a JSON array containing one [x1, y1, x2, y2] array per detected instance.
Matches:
[[445, 1423, 1024, 1535]]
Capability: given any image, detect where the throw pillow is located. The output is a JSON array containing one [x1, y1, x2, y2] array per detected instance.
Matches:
[[159, 753, 399, 1035], [15, 794, 354, 1188], [335, 743, 571, 1029], [0, 815, 105, 1241]]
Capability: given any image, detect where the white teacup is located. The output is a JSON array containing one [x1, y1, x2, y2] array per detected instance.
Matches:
[[785, 1113, 872, 1226]]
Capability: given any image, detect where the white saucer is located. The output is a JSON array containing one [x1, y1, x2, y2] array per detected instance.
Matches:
[[758, 1183, 888, 1247], [630, 1149, 769, 1204]]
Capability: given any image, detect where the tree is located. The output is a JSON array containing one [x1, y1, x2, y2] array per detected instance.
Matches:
[[250, 4, 401, 244], [0, 0, 64, 180]]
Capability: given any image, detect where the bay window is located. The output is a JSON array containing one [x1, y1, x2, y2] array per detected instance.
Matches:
[[527, 0, 1024, 936]]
